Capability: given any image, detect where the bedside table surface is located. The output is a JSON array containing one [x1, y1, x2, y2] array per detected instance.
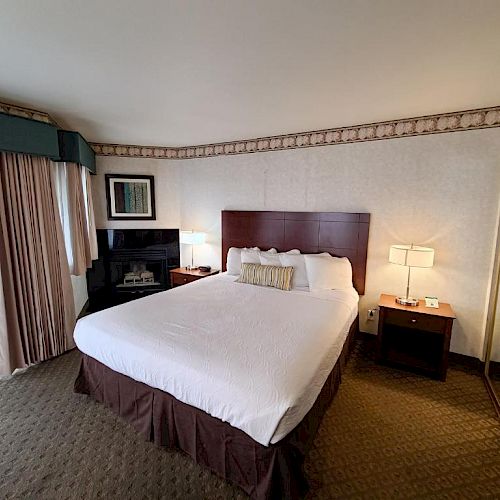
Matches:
[[170, 267, 219, 278], [379, 293, 455, 319]]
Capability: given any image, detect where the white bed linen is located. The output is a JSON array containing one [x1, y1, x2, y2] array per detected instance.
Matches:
[[74, 273, 358, 446]]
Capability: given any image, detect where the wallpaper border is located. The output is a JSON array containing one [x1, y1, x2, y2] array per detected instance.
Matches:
[[0, 100, 57, 126], [90, 106, 500, 160], [1, 99, 499, 160]]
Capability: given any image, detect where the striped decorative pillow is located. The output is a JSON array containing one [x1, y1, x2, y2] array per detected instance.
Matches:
[[237, 263, 294, 291]]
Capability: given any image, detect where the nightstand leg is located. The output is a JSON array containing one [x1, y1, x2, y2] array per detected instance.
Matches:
[[439, 320, 453, 381]]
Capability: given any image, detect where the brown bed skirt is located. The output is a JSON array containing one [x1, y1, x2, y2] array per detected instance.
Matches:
[[74, 316, 358, 499]]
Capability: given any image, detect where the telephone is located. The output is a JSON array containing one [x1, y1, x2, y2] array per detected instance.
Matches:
[[198, 265, 212, 273], [424, 296, 439, 308]]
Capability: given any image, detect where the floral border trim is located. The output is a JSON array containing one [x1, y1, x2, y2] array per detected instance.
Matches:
[[0, 100, 58, 126], [2, 99, 499, 159], [90, 106, 500, 160]]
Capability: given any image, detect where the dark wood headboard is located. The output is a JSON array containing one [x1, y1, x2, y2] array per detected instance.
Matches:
[[222, 211, 370, 294]]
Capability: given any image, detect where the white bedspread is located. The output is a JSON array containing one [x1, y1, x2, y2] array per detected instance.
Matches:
[[74, 273, 358, 446]]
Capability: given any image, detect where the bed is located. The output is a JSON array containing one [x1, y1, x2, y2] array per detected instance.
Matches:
[[74, 210, 370, 499]]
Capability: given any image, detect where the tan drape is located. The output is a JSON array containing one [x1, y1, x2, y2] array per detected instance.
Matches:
[[83, 167, 98, 261], [66, 163, 91, 275], [0, 153, 75, 375]]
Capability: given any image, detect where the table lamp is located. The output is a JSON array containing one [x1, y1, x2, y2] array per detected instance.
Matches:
[[389, 244, 434, 306], [180, 230, 206, 269]]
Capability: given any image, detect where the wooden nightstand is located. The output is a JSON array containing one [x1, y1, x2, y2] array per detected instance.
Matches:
[[170, 267, 219, 288], [376, 294, 456, 381]]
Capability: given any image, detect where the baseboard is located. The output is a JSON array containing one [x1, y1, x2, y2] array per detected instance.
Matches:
[[449, 351, 484, 373], [356, 330, 377, 342]]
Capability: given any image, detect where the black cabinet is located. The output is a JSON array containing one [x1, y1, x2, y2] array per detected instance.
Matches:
[[86, 229, 180, 312]]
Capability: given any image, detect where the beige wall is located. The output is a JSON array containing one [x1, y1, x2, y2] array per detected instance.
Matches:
[[93, 157, 181, 230], [93, 128, 500, 359], [71, 275, 88, 316]]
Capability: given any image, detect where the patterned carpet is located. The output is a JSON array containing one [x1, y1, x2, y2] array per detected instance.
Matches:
[[0, 339, 498, 499]]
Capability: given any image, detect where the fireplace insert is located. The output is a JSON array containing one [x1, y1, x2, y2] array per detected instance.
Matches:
[[86, 229, 180, 312]]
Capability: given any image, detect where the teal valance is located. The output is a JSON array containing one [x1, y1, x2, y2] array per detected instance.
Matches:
[[0, 112, 59, 159], [58, 130, 96, 174], [0, 112, 96, 173]]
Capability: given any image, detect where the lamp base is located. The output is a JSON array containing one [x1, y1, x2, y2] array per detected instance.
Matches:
[[395, 296, 419, 307]]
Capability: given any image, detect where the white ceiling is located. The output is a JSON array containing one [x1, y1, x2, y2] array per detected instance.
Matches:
[[1, 0, 500, 146]]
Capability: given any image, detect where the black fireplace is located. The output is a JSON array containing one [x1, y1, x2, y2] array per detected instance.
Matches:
[[86, 229, 180, 312]]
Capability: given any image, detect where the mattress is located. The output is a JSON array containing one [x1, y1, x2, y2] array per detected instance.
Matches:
[[74, 273, 358, 446]]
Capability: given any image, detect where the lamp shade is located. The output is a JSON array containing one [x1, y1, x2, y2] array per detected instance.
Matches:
[[389, 244, 434, 268], [180, 231, 206, 245]]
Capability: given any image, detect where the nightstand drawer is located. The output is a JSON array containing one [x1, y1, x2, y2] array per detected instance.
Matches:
[[385, 309, 446, 334], [171, 273, 199, 286]]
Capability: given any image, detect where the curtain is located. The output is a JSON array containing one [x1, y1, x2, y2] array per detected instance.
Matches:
[[53, 163, 73, 270], [0, 265, 10, 376], [53, 162, 93, 275], [0, 153, 75, 375], [82, 167, 98, 260]]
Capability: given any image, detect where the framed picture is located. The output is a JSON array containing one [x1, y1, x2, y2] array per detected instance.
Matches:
[[105, 174, 156, 220]]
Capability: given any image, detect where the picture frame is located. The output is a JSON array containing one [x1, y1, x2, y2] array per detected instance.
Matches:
[[105, 174, 156, 220]]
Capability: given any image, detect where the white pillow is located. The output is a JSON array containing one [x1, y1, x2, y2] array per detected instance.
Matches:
[[279, 254, 309, 288], [260, 248, 301, 267], [241, 247, 277, 265], [260, 253, 281, 266], [226, 247, 249, 275], [304, 254, 353, 291], [241, 248, 262, 265]]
